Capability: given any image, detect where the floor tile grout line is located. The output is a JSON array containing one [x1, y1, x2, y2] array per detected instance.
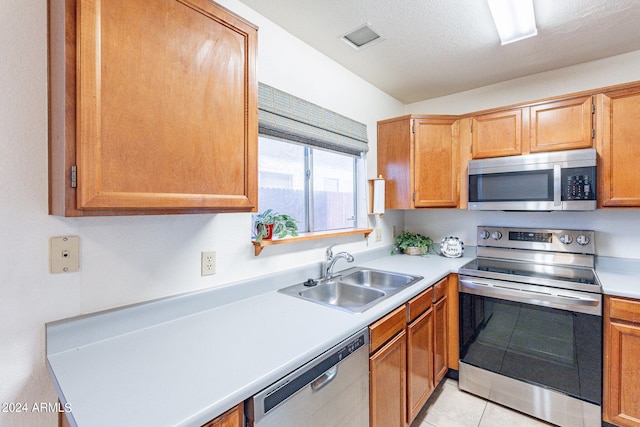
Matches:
[[477, 400, 489, 427]]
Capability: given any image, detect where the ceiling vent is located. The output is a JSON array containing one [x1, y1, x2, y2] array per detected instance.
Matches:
[[341, 24, 383, 50]]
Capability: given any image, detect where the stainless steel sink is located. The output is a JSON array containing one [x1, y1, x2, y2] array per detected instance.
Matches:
[[340, 269, 416, 291], [299, 281, 385, 312], [279, 267, 423, 313]]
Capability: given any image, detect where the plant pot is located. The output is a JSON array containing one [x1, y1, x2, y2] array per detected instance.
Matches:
[[262, 223, 274, 240], [404, 246, 427, 256]]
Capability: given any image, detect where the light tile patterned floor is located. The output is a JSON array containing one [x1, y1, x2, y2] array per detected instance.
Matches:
[[410, 379, 554, 427]]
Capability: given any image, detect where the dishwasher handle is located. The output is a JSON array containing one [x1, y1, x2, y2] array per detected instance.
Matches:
[[310, 366, 338, 392]]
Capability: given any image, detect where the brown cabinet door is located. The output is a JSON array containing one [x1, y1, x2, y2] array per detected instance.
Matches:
[[49, 0, 258, 215], [413, 118, 459, 208], [471, 108, 525, 158], [530, 96, 594, 153], [433, 295, 448, 384], [604, 297, 640, 427], [370, 330, 407, 427], [598, 87, 640, 207], [201, 404, 243, 427], [377, 117, 413, 210], [377, 115, 459, 209], [407, 307, 434, 424]]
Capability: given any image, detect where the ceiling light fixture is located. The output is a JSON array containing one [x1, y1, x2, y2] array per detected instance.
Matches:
[[487, 0, 537, 45], [341, 24, 383, 50]]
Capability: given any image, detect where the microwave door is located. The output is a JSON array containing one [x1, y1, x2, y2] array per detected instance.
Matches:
[[468, 168, 558, 211]]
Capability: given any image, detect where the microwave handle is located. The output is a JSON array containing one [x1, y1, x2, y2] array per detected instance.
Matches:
[[553, 164, 561, 206]]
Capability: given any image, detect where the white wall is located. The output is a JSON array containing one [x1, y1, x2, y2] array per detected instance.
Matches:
[[404, 209, 640, 259], [402, 50, 640, 259], [405, 50, 640, 115], [0, 1, 403, 426]]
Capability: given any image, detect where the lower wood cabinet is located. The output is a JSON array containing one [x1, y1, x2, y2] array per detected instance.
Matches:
[[370, 326, 408, 427], [201, 404, 242, 427], [433, 295, 448, 384], [604, 296, 640, 427], [369, 276, 452, 427], [407, 299, 434, 422]]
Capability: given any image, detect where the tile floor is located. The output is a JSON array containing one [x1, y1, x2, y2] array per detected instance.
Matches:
[[410, 378, 553, 427]]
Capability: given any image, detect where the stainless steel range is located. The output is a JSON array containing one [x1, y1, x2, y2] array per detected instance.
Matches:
[[458, 226, 602, 427]]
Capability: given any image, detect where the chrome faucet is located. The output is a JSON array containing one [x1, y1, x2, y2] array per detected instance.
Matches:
[[323, 244, 354, 280]]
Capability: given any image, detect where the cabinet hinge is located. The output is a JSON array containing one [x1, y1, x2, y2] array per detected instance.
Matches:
[[412, 122, 416, 134], [591, 103, 595, 114], [412, 192, 416, 201], [70, 165, 77, 188], [470, 123, 473, 133], [592, 128, 595, 139]]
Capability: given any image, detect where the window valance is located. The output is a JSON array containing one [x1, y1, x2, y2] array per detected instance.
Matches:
[[258, 83, 369, 156]]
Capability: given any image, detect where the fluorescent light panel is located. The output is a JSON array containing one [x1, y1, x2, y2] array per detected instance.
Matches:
[[487, 0, 537, 45]]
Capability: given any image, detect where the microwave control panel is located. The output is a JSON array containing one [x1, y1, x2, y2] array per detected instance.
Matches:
[[562, 167, 596, 200]]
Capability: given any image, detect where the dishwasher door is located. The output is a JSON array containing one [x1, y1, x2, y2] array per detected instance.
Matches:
[[245, 328, 369, 427]]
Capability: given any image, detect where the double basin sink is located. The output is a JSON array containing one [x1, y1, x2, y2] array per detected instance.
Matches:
[[278, 267, 423, 313]]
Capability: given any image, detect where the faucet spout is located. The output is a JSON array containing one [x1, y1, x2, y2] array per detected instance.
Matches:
[[323, 247, 354, 280]]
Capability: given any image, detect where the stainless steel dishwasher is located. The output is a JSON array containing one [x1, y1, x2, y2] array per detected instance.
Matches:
[[245, 328, 369, 427]]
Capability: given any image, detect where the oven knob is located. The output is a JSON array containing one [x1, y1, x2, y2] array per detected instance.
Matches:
[[491, 231, 503, 240], [479, 230, 490, 240], [576, 235, 590, 245], [560, 234, 573, 244]]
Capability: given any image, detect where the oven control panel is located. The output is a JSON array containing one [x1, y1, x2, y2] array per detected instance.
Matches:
[[477, 226, 595, 254]]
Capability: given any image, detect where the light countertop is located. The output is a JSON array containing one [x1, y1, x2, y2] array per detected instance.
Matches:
[[46, 249, 640, 427], [47, 250, 471, 427]]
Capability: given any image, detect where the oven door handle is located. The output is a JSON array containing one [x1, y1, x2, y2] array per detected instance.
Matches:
[[459, 277, 602, 316]]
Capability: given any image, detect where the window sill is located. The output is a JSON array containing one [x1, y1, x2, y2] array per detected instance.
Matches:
[[252, 228, 373, 256]]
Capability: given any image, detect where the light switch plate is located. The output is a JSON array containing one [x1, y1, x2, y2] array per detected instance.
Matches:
[[50, 236, 80, 273]]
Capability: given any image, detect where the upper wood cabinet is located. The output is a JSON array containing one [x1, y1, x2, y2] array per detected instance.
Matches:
[[471, 108, 527, 158], [48, 0, 258, 216], [469, 95, 594, 159], [597, 86, 640, 208], [530, 96, 594, 153], [604, 296, 640, 427], [377, 115, 459, 209]]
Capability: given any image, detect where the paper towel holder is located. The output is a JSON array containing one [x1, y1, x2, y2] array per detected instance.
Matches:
[[368, 175, 385, 216]]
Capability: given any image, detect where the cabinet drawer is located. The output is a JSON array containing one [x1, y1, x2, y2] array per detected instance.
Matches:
[[433, 278, 447, 302], [370, 306, 407, 354], [407, 287, 433, 323], [608, 296, 640, 324]]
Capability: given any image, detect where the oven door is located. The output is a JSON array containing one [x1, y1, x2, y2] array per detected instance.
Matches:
[[459, 276, 602, 406]]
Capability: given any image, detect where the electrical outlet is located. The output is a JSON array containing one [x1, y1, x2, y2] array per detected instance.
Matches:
[[392, 226, 398, 239], [201, 251, 216, 276], [375, 228, 382, 242], [50, 236, 80, 273]]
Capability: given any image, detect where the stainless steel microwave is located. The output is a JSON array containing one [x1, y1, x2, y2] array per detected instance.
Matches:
[[468, 148, 597, 211]]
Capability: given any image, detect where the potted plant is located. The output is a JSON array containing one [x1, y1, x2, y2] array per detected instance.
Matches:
[[391, 231, 435, 255], [253, 209, 299, 242]]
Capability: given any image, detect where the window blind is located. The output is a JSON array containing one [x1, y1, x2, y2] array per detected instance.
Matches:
[[258, 83, 369, 156]]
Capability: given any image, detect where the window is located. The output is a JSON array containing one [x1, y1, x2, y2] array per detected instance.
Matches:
[[256, 83, 369, 235], [258, 137, 356, 233]]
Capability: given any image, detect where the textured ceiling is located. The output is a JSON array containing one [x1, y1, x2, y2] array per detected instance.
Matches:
[[238, 0, 640, 103]]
